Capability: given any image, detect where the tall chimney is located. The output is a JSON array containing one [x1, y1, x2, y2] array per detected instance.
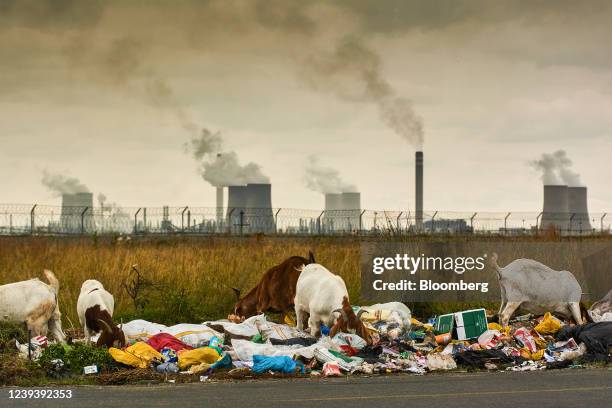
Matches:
[[415, 151, 423, 230], [568, 186, 591, 233], [216, 186, 224, 229]]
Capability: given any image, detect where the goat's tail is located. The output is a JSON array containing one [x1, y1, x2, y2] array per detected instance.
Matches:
[[43, 269, 60, 293], [490, 253, 503, 278]]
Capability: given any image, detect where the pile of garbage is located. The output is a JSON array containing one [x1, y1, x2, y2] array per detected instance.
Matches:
[[15, 306, 612, 380]]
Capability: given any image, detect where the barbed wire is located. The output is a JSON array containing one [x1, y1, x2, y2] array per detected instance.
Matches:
[[0, 204, 608, 236]]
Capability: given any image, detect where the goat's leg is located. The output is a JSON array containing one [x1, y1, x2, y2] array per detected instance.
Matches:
[[295, 307, 304, 331], [500, 301, 521, 327], [308, 314, 320, 337], [568, 302, 583, 325]]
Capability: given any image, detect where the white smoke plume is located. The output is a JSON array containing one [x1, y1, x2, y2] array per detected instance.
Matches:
[[303, 156, 357, 194], [301, 36, 424, 149], [41, 170, 90, 195], [531, 150, 582, 186], [185, 129, 269, 187]]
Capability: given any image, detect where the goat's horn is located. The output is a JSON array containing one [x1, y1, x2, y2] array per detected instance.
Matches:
[[332, 308, 347, 320], [97, 319, 112, 333], [356, 309, 369, 320]]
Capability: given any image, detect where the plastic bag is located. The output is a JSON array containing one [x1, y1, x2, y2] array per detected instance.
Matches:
[[426, 353, 457, 371], [120, 320, 167, 342], [109, 342, 163, 368], [322, 361, 342, 377], [252, 355, 298, 374], [534, 313, 564, 335], [331, 333, 367, 351], [165, 324, 223, 348], [178, 347, 221, 370]]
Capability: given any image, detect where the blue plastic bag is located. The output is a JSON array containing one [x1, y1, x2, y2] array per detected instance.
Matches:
[[252, 355, 300, 374]]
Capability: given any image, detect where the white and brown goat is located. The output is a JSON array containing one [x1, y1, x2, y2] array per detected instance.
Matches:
[[77, 280, 125, 348]]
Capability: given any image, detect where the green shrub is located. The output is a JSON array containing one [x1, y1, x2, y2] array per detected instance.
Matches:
[[38, 343, 117, 374], [0, 320, 27, 353]]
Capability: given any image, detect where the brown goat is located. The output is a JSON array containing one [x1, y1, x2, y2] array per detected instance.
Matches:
[[230, 251, 315, 322], [84, 305, 126, 348], [329, 296, 373, 345]]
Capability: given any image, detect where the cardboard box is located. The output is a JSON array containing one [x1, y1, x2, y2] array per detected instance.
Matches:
[[454, 308, 488, 340]]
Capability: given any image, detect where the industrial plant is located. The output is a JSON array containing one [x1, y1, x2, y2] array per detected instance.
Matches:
[[541, 185, 592, 233]]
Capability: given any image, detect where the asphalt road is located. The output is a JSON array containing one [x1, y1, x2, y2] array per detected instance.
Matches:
[[2, 368, 611, 408]]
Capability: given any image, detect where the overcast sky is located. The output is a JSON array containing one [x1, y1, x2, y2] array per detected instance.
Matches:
[[1, 0, 611, 212]]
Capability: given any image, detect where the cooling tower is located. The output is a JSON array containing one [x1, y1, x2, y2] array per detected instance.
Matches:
[[216, 186, 224, 228], [244, 183, 275, 233], [226, 185, 247, 231], [415, 151, 424, 231], [324, 193, 342, 232], [341, 192, 361, 231], [541, 185, 569, 231], [60, 192, 94, 233], [568, 186, 591, 232]]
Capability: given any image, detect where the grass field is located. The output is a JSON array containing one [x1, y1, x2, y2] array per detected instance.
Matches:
[[1, 234, 610, 329]]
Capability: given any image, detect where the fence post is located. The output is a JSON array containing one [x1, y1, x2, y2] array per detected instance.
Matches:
[[602, 213, 607, 233], [30, 204, 37, 235], [470, 212, 477, 232], [181, 206, 188, 232], [569, 213, 576, 235], [359, 210, 366, 234], [430, 211, 438, 234], [134, 208, 142, 234], [80, 207, 89, 235], [535, 212, 543, 235], [239, 210, 244, 235], [504, 212, 511, 235], [317, 211, 325, 235], [227, 208, 235, 234], [274, 208, 281, 233], [396, 212, 403, 234]]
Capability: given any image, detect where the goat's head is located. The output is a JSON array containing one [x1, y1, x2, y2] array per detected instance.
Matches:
[[329, 296, 374, 345], [96, 319, 126, 349]]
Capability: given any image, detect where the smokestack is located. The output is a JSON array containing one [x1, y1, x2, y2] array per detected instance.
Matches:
[[244, 183, 275, 233], [568, 186, 591, 233], [216, 186, 224, 229], [415, 151, 423, 230], [341, 192, 361, 231], [60, 192, 94, 233], [541, 185, 569, 232]]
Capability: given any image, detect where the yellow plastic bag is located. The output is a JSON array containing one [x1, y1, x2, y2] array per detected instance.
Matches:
[[109, 342, 163, 368], [534, 313, 563, 335], [178, 347, 221, 370], [284, 314, 296, 327], [520, 348, 545, 360]]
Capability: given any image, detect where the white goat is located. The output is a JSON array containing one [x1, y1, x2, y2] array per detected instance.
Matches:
[[294, 264, 348, 336], [77, 280, 125, 347], [0, 270, 65, 342], [491, 253, 583, 327]]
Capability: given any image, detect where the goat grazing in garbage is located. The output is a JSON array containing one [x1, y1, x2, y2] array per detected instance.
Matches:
[[295, 263, 372, 343], [329, 296, 374, 345], [230, 252, 315, 322], [0, 270, 65, 342], [491, 253, 584, 327], [77, 280, 126, 348]]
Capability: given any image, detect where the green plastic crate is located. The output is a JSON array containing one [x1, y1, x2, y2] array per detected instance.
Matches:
[[434, 313, 455, 335], [454, 308, 488, 340]]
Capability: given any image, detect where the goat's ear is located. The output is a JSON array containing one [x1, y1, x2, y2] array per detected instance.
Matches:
[[231, 287, 241, 300], [308, 251, 315, 264]]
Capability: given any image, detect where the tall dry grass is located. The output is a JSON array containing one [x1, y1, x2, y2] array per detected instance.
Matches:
[[2, 234, 609, 328], [0, 236, 361, 326]]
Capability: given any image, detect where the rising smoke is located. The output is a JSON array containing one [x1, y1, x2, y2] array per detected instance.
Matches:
[[185, 129, 269, 187], [301, 36, 424, 149], [531, 150, 582, 186], [303, 156, 357, 194], [41, 170, 90, 195]]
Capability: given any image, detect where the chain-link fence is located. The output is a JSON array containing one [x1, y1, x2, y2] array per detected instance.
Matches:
[[0, 204, 609, 236]]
